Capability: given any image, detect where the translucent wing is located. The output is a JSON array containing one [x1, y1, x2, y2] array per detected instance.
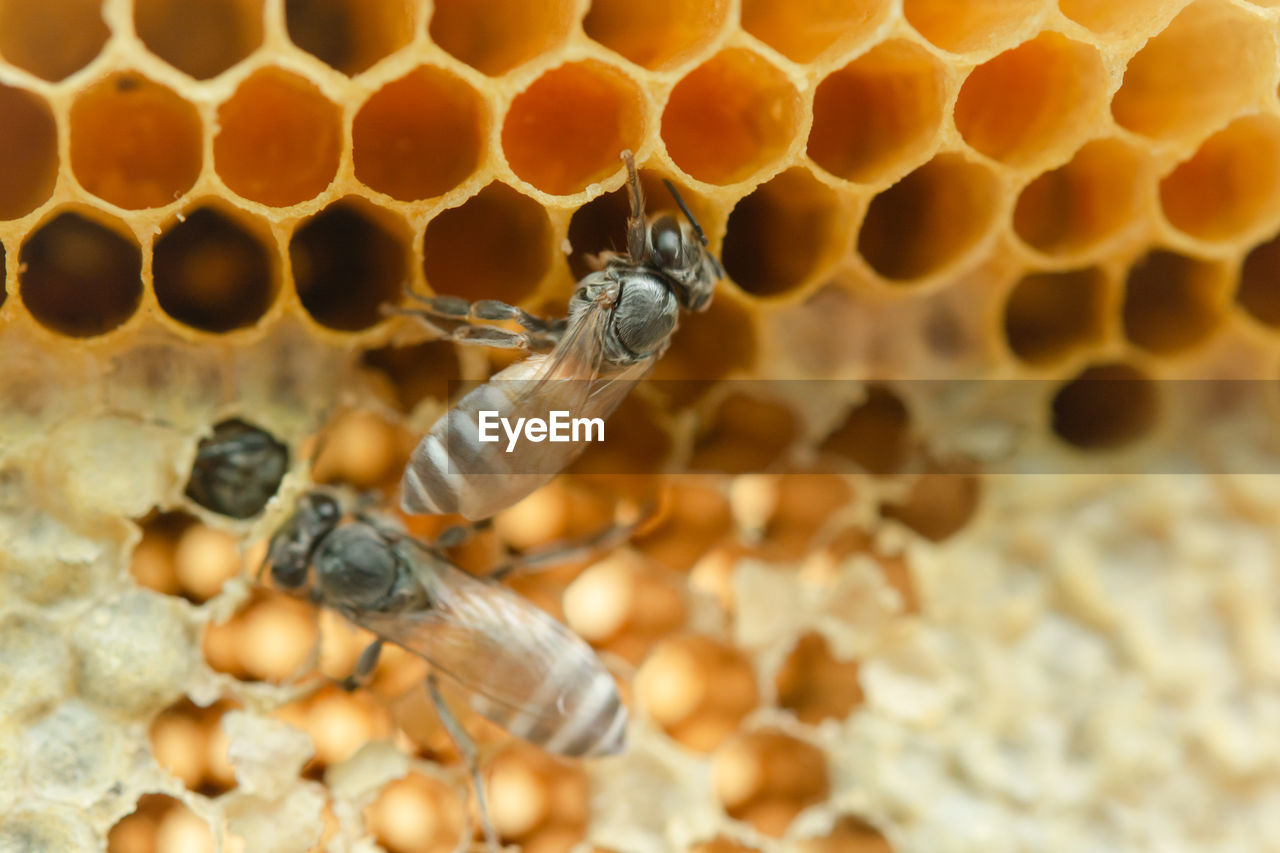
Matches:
[[343, 539, 626, 757]]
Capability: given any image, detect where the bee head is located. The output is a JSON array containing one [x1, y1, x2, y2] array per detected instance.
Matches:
[[650, 181, 721, 312], [313, 524, 399, 610], [266, 491, 341, 591]]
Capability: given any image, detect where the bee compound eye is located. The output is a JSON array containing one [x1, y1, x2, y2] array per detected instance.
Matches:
[[651, 217, 683, 267]]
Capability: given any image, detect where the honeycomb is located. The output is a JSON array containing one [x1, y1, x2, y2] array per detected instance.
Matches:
[[5, 0, 1280, 851]]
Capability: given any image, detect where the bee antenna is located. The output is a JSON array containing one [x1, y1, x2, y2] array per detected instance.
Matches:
[[663, 179, 708, 247]]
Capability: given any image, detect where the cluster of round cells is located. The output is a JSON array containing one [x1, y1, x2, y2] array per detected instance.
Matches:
[[2, 4, 1279, 409]]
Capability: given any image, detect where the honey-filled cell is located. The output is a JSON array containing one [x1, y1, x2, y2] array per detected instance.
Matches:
[[0, 83, 58, 220], [134, 0, 263, 80], [19, 212, 143, 338], [69, 73, 203, 211], [0, 0, 108, 82], [285, 0, 414, 76], [430, 0, 575, 76], [584, 0, 728, 70]]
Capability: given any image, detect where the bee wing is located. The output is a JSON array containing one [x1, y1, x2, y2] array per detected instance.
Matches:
[[345, 544, 627, 757]]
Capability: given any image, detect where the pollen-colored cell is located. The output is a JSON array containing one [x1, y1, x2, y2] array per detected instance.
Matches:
[[1112, 0, 1272, 142], [1051, 362, 1158, 450], [954, 33, 1106, 168], [1122, 250, 1226, 355], [722, 168, 846, 298], [502, 61, 645, 196], [820, 385, 912, 475], [19, 212, 143, 337], [1013, 139, 1144, 256], [903, 0, 1048, 55], [134, 0, 263, 79], [214, 68, 342, 207], [714, 729, 830, 837], [353, 66, 485, 201], [70, 73, 203, 210], [809, 40, 946, 185], [584, 0, 729, 70], [430, 0, 575, 76], [0, 0, 108, 81], [857, 153, 1001, 282], [776, 632, 863, 724], [285, 0, 414, 75], [153, 207, 276, 333], [0, 83, 58, 220], [1003, 268, 1108, 365], [742, 0, 890, 63], [291, 199, 409, 331], [663, 49, 800, 185], [1159, 115, 1280, 244]]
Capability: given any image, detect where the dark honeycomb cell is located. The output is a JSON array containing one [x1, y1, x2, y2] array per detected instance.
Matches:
[[214, 68, 342, 207], [421, 183, 552, 305], [722, 168, 845, 298], [353, 66, 485, 201], [19, 212, 143, 337], [1122, 250, 1225, 355], [776, 632, 863, 724], [820, 385, 911, 475], [429, 0, 575, 76], [0, 84, 58, 220], [153, 208, 275, 332], [69, 73, 203, 210], [1003, 268, 1108, 365], [502, 61, 645, 196], [285, 0, 414, 75], [291, 199, 408, 331], [134, 0, 263, 79], [584, 0, 728, 70], [881, 469, 981, 541], [0, 0, 108, 81], [1051, 362, 1157, 450], [1238, 232, 1280, 329]]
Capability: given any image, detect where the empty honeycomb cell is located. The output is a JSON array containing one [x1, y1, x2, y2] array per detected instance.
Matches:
[[808, 40, 945, 185], [0, 83, 58, 220], [1012, 139, 1144, 256], [214, 68, 342, 207], [429, 0, 574, 76], [292, 199, 408, 331], [19, 212, 143, 337], [353, 66, 485, 202], [108, 793, 216, 853], [286, 0, 413, 76], [903, 0, 1046, 55], [819, 385, 911, 475], [134, 0, 263, 80], [742, 0, 889, 63], [691, 393, 796, 473], [421, 182, 552, 304], [881, 469, 981, 541], [722, 168, 846, 298], [713, 729, 830, 837], [652, 295, 757, 389], [0, 0, 108, 81], [857, 154, 1001, 281], [1238, 232, 1280, 328], [361, 340, 461, 413], [1003, 268, 1107, 365], [776, 632, 863, 724], [662, 49, 800, 185], [502, 62, 645, 196], [1111, 0, 1272, 142], [583, 0, 728, 71], [69, 73, 203, 210], [1159, 116, 1280, 243], [1122, 250, 1225, 355], [1059, 0, 1190, 37], [796, 815, 894, 853], [153, 207, 275, 333], [953, 33, 1105, 168], [634, 635, 759, 752], [1051, 362, 1158, 450]]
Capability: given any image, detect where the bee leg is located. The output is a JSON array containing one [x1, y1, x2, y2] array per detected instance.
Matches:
[[427, 672, 501, 853], [621, 150, 648, 263], [338, 639, 384, 692], [433, 517, 494, 550]]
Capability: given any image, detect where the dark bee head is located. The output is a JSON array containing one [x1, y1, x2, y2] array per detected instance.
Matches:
[[266, 491, 341, 591], [650, 181, 721, 312], [186, 419, 289, 520], [312, 524, 400, 611]]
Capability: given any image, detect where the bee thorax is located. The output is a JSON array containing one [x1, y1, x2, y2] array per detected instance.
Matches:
[[611, 273, 677, 359]]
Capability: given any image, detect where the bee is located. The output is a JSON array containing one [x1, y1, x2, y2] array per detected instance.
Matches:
[[264, 492, 627, 847], [396, 150, 723, 521], [185, 418, 289, 519]]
